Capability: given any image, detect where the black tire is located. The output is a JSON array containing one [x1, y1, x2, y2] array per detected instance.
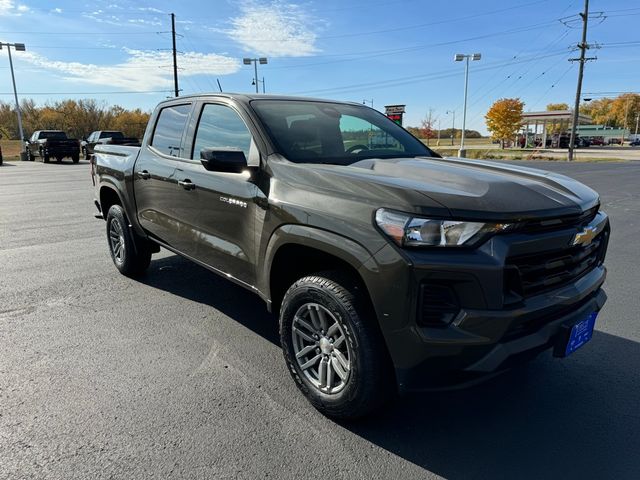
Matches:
[[41, 150, 49, 163], [28, 150, 35, 162], [106, 204, 152, 277], [82, 147, 89, 160], [280, 271, 395, 419], [72, 153, 80, 163], [56, 156, 62, 163]]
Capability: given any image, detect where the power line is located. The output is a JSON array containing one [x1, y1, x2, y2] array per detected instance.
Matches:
[[0, 90, 173, 95]]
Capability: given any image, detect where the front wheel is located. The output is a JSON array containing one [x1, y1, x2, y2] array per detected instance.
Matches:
[[72, 153, 80, 163], [106, 205, 152, 277], [280, 271, 395, 419]]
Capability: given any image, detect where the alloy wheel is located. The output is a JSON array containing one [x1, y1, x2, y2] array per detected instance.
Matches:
[[291, 303, 351, 394]]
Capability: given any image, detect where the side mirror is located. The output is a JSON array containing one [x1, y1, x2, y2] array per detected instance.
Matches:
[[200, 148, 248, 173]]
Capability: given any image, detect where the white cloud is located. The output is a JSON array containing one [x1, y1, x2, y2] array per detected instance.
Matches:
[[226, 1, 319, 57], [0, 0, 30, 15], [19, 49, 241, 91], [51, 7, 62, 13]]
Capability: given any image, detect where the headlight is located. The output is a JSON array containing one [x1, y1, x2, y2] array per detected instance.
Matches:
[[375, 208, 511, 247]]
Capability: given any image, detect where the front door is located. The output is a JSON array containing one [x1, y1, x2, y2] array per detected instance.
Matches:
[[171, 102, 259, 287]]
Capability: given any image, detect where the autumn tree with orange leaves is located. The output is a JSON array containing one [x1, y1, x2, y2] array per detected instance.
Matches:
[[485, 98, 524, 148]]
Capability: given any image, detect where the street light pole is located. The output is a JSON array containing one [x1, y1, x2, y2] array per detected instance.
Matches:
[[454, 53, 481, 157], [446, 110, 455, 146], [243, 57, 268, 94], [1, 42, 26, 160]]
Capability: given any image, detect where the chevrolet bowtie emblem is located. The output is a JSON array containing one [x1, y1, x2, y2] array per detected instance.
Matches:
[[571, 226, 597, 246]]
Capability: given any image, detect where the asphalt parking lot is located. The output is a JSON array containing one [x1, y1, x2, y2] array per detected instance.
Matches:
[[1, 160, 639, 480]]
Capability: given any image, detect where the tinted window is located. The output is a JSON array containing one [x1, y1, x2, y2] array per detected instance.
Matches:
[[251, 100, 433, 164], [192, 104, 251, 160], [100, 131, 124, 139], [151, 104, 191, 157], [40, 131, 67, 140]]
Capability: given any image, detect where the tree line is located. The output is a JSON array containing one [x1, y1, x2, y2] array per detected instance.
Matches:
[[0, 99, 150, 141], [484, 93, 640, 146]]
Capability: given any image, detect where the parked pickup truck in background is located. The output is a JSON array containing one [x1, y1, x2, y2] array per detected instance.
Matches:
[[81, 131, 139, 160], [92, 94, 610, 419], [26, 130, 80, 163]]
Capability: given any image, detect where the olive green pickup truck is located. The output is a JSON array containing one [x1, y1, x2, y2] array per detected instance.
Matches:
[[92, 94, 609, 418]]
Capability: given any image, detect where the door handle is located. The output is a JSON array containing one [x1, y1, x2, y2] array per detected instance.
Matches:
[[137, 170, 151, 180], [178, 179, 196, 191]]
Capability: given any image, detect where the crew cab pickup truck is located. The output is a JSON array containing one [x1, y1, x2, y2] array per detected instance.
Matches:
[[26, 130, 80, 163], [81, 130, 139, 160], [92, 94, 610, 418]]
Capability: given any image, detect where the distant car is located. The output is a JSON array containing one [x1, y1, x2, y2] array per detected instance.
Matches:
[[630, 139, 640, 147], [25, 130, 80, 163], [588, 137, 604, 146], [81, 131, 139, 160], [607, 138, 622, 145]]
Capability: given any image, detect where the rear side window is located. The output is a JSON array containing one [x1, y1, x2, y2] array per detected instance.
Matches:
[[191, 104, 252, 160], [151, 104, 191, 157]]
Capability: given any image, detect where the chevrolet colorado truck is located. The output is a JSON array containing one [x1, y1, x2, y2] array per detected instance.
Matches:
[[81, 130, 139, 160], [26, 130, 80, 163], [92, 94, 610, 418]]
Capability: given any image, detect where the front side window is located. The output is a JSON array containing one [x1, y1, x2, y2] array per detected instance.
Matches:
[[151, 104, 191, 157], [250, 100, 434, 164], [192, 104, 252, 160]]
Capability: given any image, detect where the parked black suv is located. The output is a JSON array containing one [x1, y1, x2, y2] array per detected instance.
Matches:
[[92, 94, 610, 418]]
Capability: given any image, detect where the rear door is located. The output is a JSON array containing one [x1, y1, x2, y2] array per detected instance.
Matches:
[[133, 102, 192, 246], [170, 101, 261, 287]]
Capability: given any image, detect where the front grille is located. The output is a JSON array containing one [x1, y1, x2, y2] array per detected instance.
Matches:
[[505, 229, 608, 298], [517, 206, 598, 234]]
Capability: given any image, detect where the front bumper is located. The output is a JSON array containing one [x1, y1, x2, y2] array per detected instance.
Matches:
[[360, 212, 610, 391]]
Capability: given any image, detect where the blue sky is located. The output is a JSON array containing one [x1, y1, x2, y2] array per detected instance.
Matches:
[[0, 0, 638, 133]]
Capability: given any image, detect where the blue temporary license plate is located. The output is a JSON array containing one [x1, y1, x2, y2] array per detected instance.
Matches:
[[565, 311, 598, 356]]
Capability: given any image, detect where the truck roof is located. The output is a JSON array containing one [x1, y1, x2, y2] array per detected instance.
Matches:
[[156, 93, 363, 108]]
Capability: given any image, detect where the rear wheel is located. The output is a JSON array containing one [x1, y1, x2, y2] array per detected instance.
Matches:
[[72, 153, 80, 163], [41, 149, 49, 163], [280, 271, 395, 419], [106, 204, 152, 277], [82, 147, 89, 160]]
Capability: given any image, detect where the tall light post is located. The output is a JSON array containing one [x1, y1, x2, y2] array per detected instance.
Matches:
[[243, 57, 267, 94], [454, 53, 481, 157], [1, 42, 27, 161], [446, 110, 455, 146], [253, 76, 266, 94]]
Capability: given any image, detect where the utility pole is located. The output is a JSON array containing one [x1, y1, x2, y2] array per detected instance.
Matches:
[[171, 13, 179, 97], [567, 0, 596, 161], [635, 113, 639, 139]]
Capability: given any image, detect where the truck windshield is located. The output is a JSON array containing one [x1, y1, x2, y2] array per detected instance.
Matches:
[[40, 131, 67, 139], [250, 100, 436, 164]]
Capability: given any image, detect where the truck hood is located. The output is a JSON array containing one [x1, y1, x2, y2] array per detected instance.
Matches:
[[269, 156, 600, 221]]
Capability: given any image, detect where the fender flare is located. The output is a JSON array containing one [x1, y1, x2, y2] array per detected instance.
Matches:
[[98, 179, 146, 237], [259, 224, 375, 303]]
